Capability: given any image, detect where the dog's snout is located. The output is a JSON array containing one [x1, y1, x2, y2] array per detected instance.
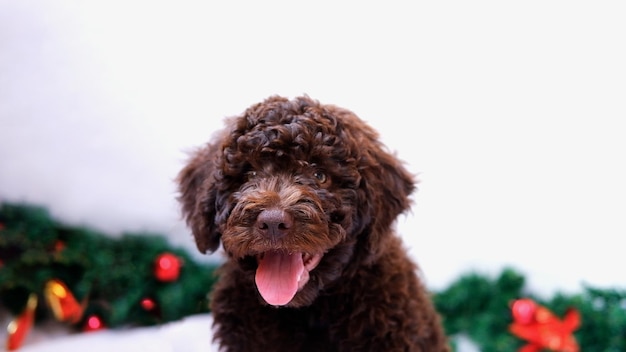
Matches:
[[256, 208, 293, 239]]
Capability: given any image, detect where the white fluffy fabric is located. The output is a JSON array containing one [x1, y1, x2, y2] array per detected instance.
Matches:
[[9, 313, 480, 352], [13, 314, 219, 352]]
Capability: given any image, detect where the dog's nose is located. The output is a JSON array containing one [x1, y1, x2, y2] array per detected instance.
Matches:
[[256, 208, 293, 240]]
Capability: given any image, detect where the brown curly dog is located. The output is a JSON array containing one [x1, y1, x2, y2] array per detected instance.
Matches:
[[177, 95, 450, 351]]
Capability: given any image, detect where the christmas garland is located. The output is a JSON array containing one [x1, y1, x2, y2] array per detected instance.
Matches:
[[1, 202, 625, 351], [0, 202, 218, 350], [434, 268, 626, 351]]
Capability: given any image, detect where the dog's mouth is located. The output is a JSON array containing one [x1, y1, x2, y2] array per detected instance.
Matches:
[[254, 250, 323, 306]]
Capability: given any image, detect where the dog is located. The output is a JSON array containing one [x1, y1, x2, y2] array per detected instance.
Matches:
[[177, 95, 450, 351]]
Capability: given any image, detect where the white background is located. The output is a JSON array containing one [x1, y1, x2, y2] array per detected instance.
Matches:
[[2, 0, 625, 303]]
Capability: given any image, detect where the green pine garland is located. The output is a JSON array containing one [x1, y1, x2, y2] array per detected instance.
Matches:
[[1, 202, 625, 350], [434, 264, 626, 350], [0, 202, 218, 329]]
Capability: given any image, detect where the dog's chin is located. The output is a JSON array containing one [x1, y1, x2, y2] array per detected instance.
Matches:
[[253, 250, 323, 308]]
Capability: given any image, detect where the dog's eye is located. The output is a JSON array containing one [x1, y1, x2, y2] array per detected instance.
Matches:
[[313, 171, 327, 184], [247, 170, 257, 180]]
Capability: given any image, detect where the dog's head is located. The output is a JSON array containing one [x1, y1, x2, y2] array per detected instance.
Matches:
[[177, 95, 415, 307]]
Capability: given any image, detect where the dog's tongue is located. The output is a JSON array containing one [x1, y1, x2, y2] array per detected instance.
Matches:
[[255, 250, 304, 306]]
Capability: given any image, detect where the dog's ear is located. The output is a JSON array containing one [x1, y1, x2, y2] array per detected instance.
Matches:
[[357, 143, 416, 259], [364, 148, 416, 228], [177, 143, 222, 254]]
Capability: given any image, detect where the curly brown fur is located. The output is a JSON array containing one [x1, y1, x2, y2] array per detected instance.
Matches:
[[177, 95, 450, 351]]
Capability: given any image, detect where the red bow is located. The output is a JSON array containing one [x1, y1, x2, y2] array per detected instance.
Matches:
[[509, 298, 580, 352]]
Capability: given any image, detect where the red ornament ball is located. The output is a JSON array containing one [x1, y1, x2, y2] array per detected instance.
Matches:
[[83, 314, 105, 332], [154, 253, 182, 282], [511, 298, 537, 325], [54, 240, 66, 253], [140, 298, 156, 311]]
